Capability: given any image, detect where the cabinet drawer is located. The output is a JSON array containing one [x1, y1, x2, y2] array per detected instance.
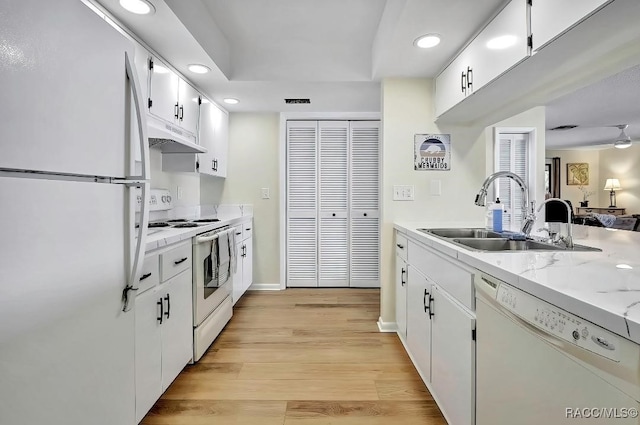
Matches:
[[138, 253, 159, 294], [242, 223, 252, 241], [160, 242, 192, 282], [408, 240, 474, 311], [395, 233, 408, 261]]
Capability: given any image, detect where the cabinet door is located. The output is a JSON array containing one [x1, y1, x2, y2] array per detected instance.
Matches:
[[531, 0, 610, 52], [148, 57, 179, 124], [467, 0, 528, 91], [431, 285, 475, 425], [160, 269, 193, 392], [318, 121, 349, 287], [395, 256, 408, 340], [178, 79, 200, 136], [243, 237, 253, 291], [232, 241, 243, 305], [435, 49, 472, 117], [212, 103, 229, 178], [349, 121, 380, 288], [135, 288, 162, 423], [406, 267, 432, 382]]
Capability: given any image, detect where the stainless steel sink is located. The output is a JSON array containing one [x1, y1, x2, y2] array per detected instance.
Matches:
[[418, 228, 504, 239], [451, 238, 602, 252]]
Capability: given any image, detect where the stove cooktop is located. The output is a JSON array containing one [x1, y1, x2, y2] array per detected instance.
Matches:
[[147, 218, 221, 233]]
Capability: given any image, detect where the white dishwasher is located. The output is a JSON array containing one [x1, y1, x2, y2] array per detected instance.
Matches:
[[475, 274, 640, 425]]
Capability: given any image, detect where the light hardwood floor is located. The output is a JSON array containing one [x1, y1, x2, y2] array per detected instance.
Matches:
[[142, 288, 447, 425]]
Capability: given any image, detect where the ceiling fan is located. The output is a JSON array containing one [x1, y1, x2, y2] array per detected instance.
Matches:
[[612, 124, 632, 149], [549, 123, 635, 149]]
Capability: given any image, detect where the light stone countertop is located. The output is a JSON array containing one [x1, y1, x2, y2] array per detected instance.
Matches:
[[394, 221, 640, 344], [144, 213, 252, 252]]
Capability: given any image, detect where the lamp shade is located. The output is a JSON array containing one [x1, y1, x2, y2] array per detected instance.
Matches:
[[604, 178, 621, 191]]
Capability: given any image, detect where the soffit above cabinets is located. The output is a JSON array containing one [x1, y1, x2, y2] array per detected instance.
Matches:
[[93, 0, 505, 112]]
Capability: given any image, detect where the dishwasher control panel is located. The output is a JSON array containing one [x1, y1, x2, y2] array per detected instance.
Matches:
[[496, 284, 620, 362]]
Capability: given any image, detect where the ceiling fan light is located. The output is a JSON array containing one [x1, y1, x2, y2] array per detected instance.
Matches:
[[613, 126, 632, 149], [614, 139, 632, 149]]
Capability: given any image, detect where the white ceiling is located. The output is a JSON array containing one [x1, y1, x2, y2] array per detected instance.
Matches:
[[94, 0, 506, 112], [94, 0, 639, 148], [545, 64, 640, 150]]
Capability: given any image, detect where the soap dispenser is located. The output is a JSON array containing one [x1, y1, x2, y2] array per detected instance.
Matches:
[[491, 198, 503, 232]]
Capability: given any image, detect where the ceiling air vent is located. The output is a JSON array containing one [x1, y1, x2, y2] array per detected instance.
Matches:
[[285, 98, 311, 104], [550, 125, 578, 131]]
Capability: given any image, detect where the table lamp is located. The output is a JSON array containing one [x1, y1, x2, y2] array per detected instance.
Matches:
[[604, 178, 621, 208]]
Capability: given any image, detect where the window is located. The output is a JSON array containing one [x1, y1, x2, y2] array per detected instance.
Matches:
[[495, 133, 529, 230]]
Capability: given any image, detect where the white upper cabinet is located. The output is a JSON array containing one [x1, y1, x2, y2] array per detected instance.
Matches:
[[435, 49, 473, 117], [531, 0, 610, 52], [435, 0, 529, 117], [198, 98, 229, 177], [148, 56, 199, 137], [466, 0, 529, 91]]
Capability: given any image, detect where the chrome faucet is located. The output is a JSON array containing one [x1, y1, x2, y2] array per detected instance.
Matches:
[[536, 198, 574, 249], [474, 171, 536, 236]]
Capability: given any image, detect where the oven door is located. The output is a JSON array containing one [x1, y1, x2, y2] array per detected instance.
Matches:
[[193, 233, 232, 326]]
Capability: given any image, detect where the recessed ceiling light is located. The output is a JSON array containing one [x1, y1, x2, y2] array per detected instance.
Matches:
[[414, 34, 441, 49], [487, 35, 517, 50], [223, 98, 239, 105], [153, 64, 169, 74], [201, 98, 210, 104], [187, 64, 210, 74], [119, 0, 155, 15], [616, 264, 633, 270]]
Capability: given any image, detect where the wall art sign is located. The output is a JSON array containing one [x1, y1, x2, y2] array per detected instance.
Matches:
[[414, 134, 451, 171], [566, 162, 589, 185]]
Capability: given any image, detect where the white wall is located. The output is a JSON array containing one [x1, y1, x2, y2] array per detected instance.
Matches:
[[149, 148, 201, 207], [381, 78, 489, 323], [599, 144, 640, 214], [200, 113, 281, 285]]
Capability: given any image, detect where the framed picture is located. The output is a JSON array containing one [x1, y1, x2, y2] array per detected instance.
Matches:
[[566, 162, 589, 185], [414, 134, 451, 171]]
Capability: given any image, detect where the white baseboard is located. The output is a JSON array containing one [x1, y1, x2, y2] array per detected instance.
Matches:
[[377, 317, 397, 333], [248, 283, 282, 291]]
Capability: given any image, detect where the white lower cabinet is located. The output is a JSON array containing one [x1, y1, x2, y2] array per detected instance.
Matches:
[[406, 267, 432, 383], [395, 255, 407, 340], [430, 284, 476, 425], [397, 230, 476, 425], [135, 244, 193, 423], [232, 222, 254, 305]]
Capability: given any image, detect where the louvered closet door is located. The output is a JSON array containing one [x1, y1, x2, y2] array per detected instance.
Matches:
[[318, 121, 349, 287], [286, 121, 318, 287], [349, 121, 381, 288]]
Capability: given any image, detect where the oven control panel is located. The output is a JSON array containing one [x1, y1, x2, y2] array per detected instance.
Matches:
[[136, 189, 173, 212], [496, 283, 620, 362]]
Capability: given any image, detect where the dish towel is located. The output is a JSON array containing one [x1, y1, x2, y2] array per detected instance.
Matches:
[[229, 228, 238, 274], [204, 238, 218, 288], [592, 213, 617, 228], [217, 229, 231, 285]]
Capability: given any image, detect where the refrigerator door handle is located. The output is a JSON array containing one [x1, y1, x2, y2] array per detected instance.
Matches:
[[125, 51, 150, 181], [123, 181, 150, 312]]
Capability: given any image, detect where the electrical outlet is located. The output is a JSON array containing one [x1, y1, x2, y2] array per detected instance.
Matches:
[[261, 188, 270, 199], [393, 185, 415, 201], [177, 186, 183, 200]]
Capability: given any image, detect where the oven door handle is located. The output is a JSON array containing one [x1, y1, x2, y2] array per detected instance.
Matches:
[[196, 234, 220, 243]]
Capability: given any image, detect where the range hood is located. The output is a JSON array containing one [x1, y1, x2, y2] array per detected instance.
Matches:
[[147, 114, 207, 154]]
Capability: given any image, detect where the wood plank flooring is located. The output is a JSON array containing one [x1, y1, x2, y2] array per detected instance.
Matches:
[[141, 288, 447, 425]]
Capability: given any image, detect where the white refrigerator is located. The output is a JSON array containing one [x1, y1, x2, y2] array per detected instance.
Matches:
[[0, 1, 150, 424]]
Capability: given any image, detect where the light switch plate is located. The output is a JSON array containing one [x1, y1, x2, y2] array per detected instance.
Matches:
[[393, 185, 415, 201], [176, 186, 183, 200], [261, 188, 270, 199]]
